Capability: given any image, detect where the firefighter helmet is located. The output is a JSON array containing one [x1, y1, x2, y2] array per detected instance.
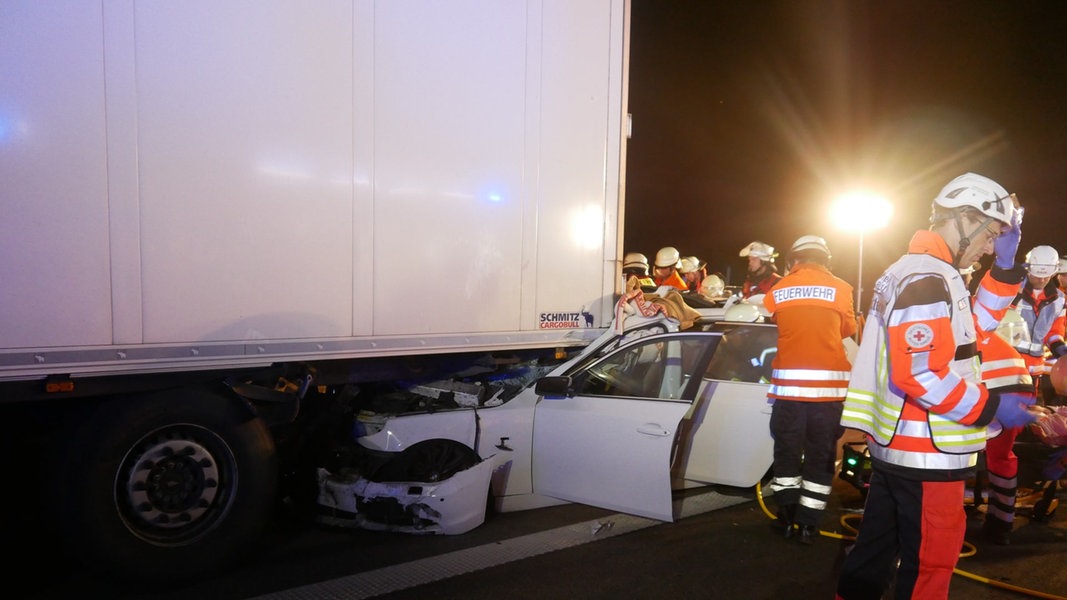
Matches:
[[699, 274, 725, 298], [1025, 245, 1060, 278], [932, 172, 1015, 225], [654, 246, 682, 269], [789, 235, 831, 258], [679, 256, 703, 274], [623, 252, 650, 275], [1059, 257, 1067, 274], [739, 241, 777, 262], [724, 301, 763, 323]]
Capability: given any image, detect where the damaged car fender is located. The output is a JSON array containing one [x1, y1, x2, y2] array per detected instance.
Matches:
[[316, 440, 496, 535]]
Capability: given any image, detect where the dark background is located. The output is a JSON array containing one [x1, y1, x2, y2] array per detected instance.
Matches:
[[624, 0, 1067, 307]]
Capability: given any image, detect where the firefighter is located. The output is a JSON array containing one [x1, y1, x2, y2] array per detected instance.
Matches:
[[837, 172, 1036, 600], [1012, 245, 1067, 404], [652, 246, 688, 290], [678, 255, 707, 293], [739, 241, 781, 298], [622, 252, 656, 290], [762, 235, 856, 545]]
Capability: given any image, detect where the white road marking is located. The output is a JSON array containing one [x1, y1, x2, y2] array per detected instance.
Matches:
[[250, 488, 750, 600]]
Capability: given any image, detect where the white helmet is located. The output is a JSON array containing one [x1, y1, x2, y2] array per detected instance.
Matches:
[[623, 252, 650, 275], [739, 241, 777, 262], [1059, 257, 1067, 275], [699, 274, 725, 298], [679, 256, 703, 274], [789, 235, 831, 258], [996, 307, 1031, 348], [724, 302, 763, 323], [932, 172, 1015, 226], [1025, 245, 1060, 278], [747, 293, 773, 318], [654, 246, 681, 269]]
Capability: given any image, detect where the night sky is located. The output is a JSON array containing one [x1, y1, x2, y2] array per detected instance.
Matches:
[[624, 0, 1067, 307]]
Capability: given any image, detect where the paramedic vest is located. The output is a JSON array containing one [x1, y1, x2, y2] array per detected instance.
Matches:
[[842, 249, 987, 472], [1013, 285, 1066, 358]]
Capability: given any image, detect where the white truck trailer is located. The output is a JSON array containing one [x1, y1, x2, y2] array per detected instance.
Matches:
[[0, 0, 629, 581]]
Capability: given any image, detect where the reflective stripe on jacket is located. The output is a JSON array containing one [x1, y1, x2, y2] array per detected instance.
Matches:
[[841, 230, 994, 474], [973, 266, 1027, 334], [979, 332, 1032, 392], [1013, 282, 1066, 358], [764, 263, 856, 402], [975, 267, 1030, 394]]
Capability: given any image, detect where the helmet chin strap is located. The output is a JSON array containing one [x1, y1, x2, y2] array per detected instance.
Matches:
[[952, 213, 996, 267]]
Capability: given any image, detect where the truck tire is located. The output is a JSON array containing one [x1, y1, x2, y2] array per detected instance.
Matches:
[[45, 387, 277, 582]]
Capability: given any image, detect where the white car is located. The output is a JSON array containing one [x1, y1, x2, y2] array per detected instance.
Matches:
[[318, 316, 779, 532]]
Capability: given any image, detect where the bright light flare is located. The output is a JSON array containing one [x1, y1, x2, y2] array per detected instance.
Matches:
[[831, 190, 893, 233], [569, 204, 604, 250]]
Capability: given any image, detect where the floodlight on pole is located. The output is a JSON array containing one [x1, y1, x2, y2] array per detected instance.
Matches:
[[830, 190, 892, 320]]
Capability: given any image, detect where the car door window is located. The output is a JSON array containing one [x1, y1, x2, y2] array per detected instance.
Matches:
[[702, 324, 778, 384], [576, 336, 712, 400]]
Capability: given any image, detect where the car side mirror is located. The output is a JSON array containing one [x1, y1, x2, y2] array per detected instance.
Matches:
[[534, 376, 573, 398]]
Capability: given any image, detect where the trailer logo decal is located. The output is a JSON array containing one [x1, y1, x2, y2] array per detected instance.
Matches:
[[539, 308, 594, 329]]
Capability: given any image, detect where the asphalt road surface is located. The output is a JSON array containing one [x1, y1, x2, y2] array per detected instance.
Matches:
[[12, 435, 1067, 600]]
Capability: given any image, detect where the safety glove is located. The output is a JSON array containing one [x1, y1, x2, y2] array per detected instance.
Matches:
[[993, 390, 1038, 428], [994, 206, 1023, 269]]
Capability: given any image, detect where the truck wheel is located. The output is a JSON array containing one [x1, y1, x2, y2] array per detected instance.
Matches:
[[45, 387, 276, 582]]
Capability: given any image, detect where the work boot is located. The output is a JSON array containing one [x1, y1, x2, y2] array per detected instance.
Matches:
[[798, 524, 818, 545], [771, 504, 796, 538], [982, 516, 1012, 546]]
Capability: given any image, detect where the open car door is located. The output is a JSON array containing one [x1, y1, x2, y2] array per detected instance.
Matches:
[[530, 334, 716, 521], [673, 323, 778, 487]]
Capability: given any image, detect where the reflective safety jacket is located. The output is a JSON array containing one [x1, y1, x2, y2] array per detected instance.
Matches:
[[1013, 281, 1066, 367], [742, 268, 781, 299], [974, 268, 1030, 394], [654, 270, 688, 291], [763, 262, 856, 402], [980, 331, 1032, 394], [624, 273, 657, 290], [841, 230, 998, 478]]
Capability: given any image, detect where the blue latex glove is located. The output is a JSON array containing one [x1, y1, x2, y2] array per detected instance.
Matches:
[[994, 205, 1023, 269], [994, 391, 1037, 428]]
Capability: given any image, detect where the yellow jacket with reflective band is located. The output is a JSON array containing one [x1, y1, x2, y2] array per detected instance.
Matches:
[[841, 231, 995, 475]]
